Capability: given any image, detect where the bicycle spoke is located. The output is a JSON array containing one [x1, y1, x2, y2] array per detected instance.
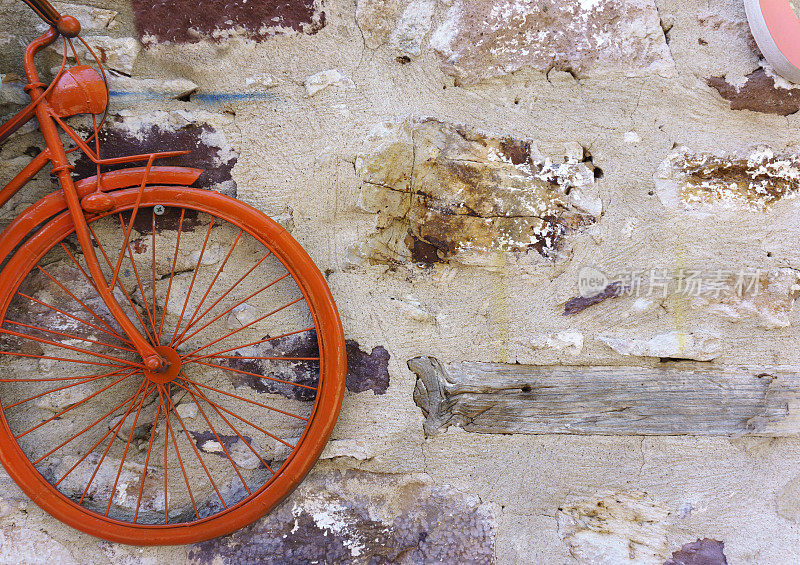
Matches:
[[190, 360, 317, 394], [176, 296, 303, 357], [0, 350, 128, 369], [160, 385, 226, 509], [174, 379, 251, 495], [172, 229, 243, 346], [4, 320, 136, 354], [36, 265, 128, 344], [182, 327, 315, 361], [54, 380, 149, 488], [87, 223, 158, 345], [4, 368, 123, 410], [17, 292, 130, 345], [134, 390, 161, 523], [80, 383, 153, 504], [17, 370, 136, 439], [32, 382, 145, 465], [176, 251, 271, 339], [109, 155, 154, 293], [0, 374, 128, 383], [173, 377, 274, 474], [118, 214, 158, 342], [174, 273, 291, 347], [58, 244, 132, 344], [162, 389, 199, 520], [157, 208, 185, 342], [0, 328, 142, 368], [190, 355, 319, 361], [175, 377, 297, 450], [152, 210, 158, 348], [61, 243, 105, 295], [169, 218, 215, 347], [0, 351, 128, 368], [183, 377, 308, 422], [104, 381, 154, 513], [163, 383, 169, 523]]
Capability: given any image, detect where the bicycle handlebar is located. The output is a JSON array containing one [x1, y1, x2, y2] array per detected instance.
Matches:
[[20, 0, 80, 37]]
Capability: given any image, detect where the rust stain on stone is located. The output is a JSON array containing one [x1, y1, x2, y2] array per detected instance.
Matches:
[[664, 538, 728, 565], [131, 0, 326, 44], [563, 281, 623, 315], [656, 147, 800, 211], [356, 120, 601, 267], [708, 69, 800, 116]]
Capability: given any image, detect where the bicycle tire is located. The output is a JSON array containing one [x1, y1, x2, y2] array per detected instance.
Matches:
[[0, 186, 346, 545]]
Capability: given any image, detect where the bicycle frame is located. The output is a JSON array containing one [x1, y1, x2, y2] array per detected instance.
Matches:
[[1, 24, 199, 373], [0, 2, 347, 544]]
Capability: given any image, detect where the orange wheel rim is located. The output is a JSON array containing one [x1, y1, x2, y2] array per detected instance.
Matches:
[[0, 187, 346, 545]]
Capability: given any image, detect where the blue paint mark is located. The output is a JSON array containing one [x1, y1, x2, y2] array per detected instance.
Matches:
[[109, 90, 279, 104], [108, 90, 165, 101], [194, 92, 278, 104]]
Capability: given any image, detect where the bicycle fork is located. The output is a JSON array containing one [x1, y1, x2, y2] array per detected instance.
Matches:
[[29, 96, 167, 372]]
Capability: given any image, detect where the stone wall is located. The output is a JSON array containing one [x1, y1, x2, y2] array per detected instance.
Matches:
[[1, 0, 800, 563]]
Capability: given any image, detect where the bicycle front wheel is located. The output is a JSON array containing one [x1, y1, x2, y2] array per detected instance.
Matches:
[[0, 186, 346, 545]]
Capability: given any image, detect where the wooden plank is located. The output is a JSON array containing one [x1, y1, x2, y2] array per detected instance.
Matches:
[[408, 356, 800, 437]]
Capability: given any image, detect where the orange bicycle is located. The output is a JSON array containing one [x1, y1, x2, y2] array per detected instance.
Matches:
[[0, 0, 345, 545]]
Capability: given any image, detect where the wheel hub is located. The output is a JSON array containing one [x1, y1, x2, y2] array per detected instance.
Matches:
[[143, 346, 181, 384]]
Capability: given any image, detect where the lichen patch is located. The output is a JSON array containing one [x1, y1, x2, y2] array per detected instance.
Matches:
[[187, 470, 495, 564]]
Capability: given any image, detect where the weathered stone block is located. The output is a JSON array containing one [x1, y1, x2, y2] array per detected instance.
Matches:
[[598, 330, 721, 361], [354, 119, 602, 268], [52, 2, 117, 30], [52, 36, 141, 76], [356, 0, 403, 48], [356, 0, 435, 56], [688, 268, 800, 329], [557, 492, 671, 564], [303, 69, 354, 97], [429, 0, 673, 85], [187, 470, 495, 564], [131, 0, 326, 44], [72, 110, 238, 194], [656, 146, 800, 213]]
